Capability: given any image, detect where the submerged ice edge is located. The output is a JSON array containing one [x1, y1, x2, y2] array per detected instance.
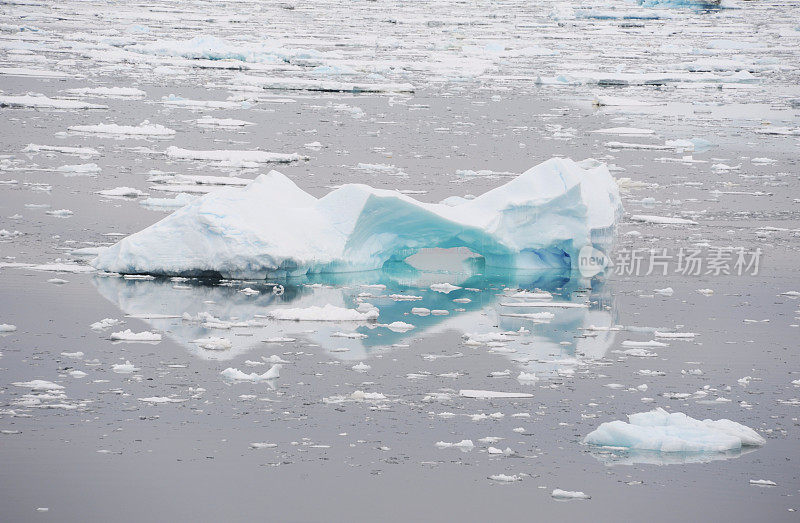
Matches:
[[91, 157, 623, 278]]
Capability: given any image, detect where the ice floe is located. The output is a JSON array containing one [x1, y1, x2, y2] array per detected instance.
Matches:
[[460, 390, 533, 399], [584, 408, 766, 453], [109, 329, 161, 342], [0, 94, 106, 109], [68, 121, 175, 137], [551, 489, 590, 500], [164, 146, 306, 164]]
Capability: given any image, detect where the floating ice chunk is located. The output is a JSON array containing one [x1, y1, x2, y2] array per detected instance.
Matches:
[[0, 67, 68, 78], [754, 126, 800, 136], [195, 116, 255, 127], [69, 121, 175, 137], [614, 348, 658, 357], [13, 380, 63, 390], [92, 158, 622, 277], [436, 439, 474, 450], [0, 324, 17, 332], [236, 75, 414, 93], [56, 163, 101, 175], [654, 287, 674, 296], [267, 304, 378, 322], [46, 209, 73, 217], [109, 329, 161, 342], [138, 396, 187, 403], [263, 355, 290, 364], [351, 362, 371, 372], [90, 318, 121, 330], [390, 294, 422, 301], [460, 390, 533, 399], [130, 35, 328, 64], [622, 340, 668, 348], [593, 95, 658, 107], [262, 337, 295, 344], [430, 283, 461, 293], [517, 372, 539, 382], [749, 479, 777, 486], [98, 187, 149, 198], [112, 361, 139, 373], [654, 331, 696, 339], [552, 489, 590, 500], [140, 193, 197, 209], [384, 321, 414, 332], [500, 301, 586, 308], [193, 337, 232, 350], [593, 127, 655, 135], [250, 442, 278, 449], [488, 474, 521, 482], [61, 351, 83, 358], [66, 87, 145, 98], [697, 288, 714, 296], [165, 146, 305, 164], [630, 215, 697, 225], [221, 364, 281, 381], [584, 407, 765, 452], [161, 95, 246, 110], [0, 94, 106, 109], [24, 144, 99, 156], [32, 262, 94, 273], [350, 390, 386, 401]]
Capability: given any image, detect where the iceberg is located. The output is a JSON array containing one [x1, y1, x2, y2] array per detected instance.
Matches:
[[584, 408, 766, 453], [91, 158, 622, 278]]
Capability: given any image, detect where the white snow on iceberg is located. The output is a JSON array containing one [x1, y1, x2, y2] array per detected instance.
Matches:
[[584, 408, 765, 453], [91, 158, 622, 278]]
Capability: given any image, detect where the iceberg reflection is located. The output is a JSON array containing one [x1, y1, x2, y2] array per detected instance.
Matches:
[[588, 446, 758, 467], [91, 263, 616, 374]]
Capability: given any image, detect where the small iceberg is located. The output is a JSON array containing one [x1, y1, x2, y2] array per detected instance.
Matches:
[[584, 408, 766, 453], [92, 158, 622, 278]]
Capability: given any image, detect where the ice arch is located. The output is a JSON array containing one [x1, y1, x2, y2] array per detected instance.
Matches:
[[92, 158, 622, 279]]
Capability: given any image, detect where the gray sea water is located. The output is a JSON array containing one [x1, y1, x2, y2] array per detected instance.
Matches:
[[1, 0, 799, 520]]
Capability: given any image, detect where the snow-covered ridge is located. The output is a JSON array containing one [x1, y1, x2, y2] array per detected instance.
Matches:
[[92, 157, 622, 278]]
